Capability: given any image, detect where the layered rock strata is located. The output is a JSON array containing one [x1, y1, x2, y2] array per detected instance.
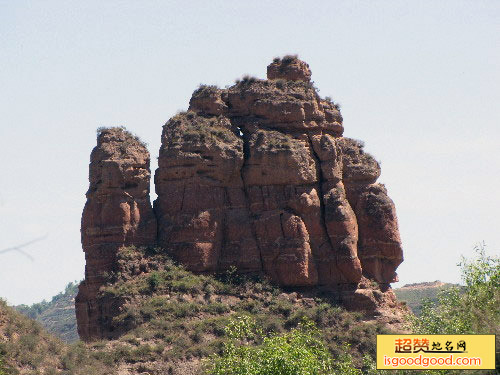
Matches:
[[339, 138, 402, 284], [76, 128, 156, 340], [155, 56, 402, 288], [77, 56, 403, 340]]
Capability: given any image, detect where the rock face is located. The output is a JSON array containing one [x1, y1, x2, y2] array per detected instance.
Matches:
[[339, 138, 402, 284], [77, 56, 403, 341], [76, 128, 156, 340], [154, 56, 402, 287]]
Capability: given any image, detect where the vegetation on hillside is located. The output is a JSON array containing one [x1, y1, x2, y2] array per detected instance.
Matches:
[[202, 245, 499, 375], [92, 245, 390, 373], [364, 245, 499, 375], [15, 282, 79, 343], [407, 244, 499, 374], [0, 245, 393, 374], [0, 298, 65, 374], [410, 244, 499, 336], [1, 244, 497, 374], [205, 316, 360, 375], [0, 353, 14, 375]]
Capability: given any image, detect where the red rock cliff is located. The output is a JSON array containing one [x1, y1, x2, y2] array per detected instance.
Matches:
[[154, 56, 402, 287], [77, 56, 403, 341], [76, 128, 156, 340]]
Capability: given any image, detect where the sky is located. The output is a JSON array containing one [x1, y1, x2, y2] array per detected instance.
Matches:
[[1, 0, 499, 305]]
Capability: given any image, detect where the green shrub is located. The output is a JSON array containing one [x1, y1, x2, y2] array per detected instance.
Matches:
[[238, 299, 261, 314], [204, 316, 361, 375], [193, 84, 219, 96], [147, 272, 162, 291], [183, 123, 236, 144], [255, 130, 293, 151], [323, 96, 340, 111], [235, 75, 258, 86], [281, 54, 298, 65], [0, 354, 15, 375], [62, 341, 88, 370], [96, 126, 147, 148], [269, 298, 294, 318], [166, 112, 239, 145]]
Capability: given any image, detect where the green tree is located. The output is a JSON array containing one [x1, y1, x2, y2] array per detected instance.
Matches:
[[410, 243, 499, 337], [205, 315, 360, 375], [400, 243, 499, 375], [362, 246, 498, 375], [206, 246, 499, 375]]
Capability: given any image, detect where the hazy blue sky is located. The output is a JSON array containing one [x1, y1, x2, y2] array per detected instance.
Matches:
[[1, 1, 499, 305]]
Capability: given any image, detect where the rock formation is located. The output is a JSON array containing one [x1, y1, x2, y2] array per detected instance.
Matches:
[[75, 128, 156, 340], [77, 56, 403, 341]]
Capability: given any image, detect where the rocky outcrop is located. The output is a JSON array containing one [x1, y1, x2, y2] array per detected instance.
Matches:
[[267, 55, 312, 81], [76, 127, 156, 340], [153, 112, 261, 274], [154, 56, 400, 287], [77, 56, 403, 340], [339, 138, 403, 283]]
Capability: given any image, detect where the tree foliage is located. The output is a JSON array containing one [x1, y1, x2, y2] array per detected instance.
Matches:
[[205, 315, 360, 375], [410, 243, 499, 336], [404, 243, 499, 375], [206, 245, 499, 375]]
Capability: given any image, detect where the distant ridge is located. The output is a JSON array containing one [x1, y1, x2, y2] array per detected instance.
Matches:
[[399, 280, 447, 289], [394, 280, 459, 316], [15, 281, 79, 342]]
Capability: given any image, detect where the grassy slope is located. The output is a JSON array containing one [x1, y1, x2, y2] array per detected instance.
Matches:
[[15, 283, 79, 343], [1, 246, 402, 374], [11, 275, 452, 347], [83, 246, 394, 374], [0, 299, 65, 375]]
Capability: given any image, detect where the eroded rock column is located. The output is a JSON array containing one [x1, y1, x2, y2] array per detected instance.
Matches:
[[76, 127, 156, 341], [339, 138, 403, 284]]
